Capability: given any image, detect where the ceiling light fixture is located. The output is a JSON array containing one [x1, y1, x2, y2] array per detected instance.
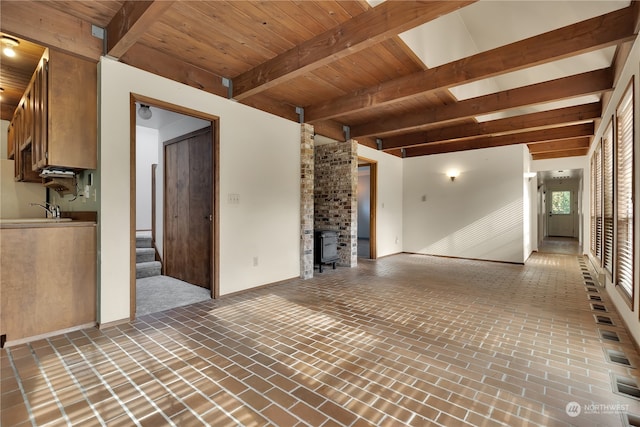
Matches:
[[1, 36, 19, 58], [446, 169, 460, 182], [138, 104, 152, 120]]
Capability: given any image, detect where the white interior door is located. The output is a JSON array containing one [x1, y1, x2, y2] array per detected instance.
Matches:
[[547, 190, 574, 237]]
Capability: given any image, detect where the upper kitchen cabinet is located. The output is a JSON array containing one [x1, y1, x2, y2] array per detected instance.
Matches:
[[31, 48, 97, 171]]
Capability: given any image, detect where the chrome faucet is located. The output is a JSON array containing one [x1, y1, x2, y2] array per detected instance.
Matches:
[[30, 202, 60, 218]]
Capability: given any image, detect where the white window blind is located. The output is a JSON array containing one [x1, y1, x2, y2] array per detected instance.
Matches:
[[591, 143, 602, 261], [603, 123, 614, 275], [615, 83, 634, 300], [590, 151, 597, 256]]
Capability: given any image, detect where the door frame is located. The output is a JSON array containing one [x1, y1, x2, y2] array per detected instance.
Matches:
[[546, 188, 577, 238], [129, 94, 220, 321], [358, 157, 377, 259]]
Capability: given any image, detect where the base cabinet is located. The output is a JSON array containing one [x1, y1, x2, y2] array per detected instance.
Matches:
[[0, 223, 97, 345]]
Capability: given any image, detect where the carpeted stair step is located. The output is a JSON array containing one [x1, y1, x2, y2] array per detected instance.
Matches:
[[136, 247, 155, 263], [136, 235, 153, 248], [136, 261, 162, 279]]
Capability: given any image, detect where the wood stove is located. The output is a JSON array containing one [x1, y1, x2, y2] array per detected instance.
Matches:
[[314, 230, 339, 273]]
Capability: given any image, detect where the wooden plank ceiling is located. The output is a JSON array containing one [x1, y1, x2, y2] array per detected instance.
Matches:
[[1, 0, 638, 159]]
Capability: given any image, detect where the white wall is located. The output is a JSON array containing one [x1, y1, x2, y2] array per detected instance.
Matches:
[[99, 58, 301, 324], [586, 34, 640, 348], [135, 126, 159, 231], [357, 145, 404, 258], [523, 149, 537, 258], [403, 144, 527, 263]]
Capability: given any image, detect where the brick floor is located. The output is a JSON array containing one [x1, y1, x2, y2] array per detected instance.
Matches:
[[2, 252, 640, 426]]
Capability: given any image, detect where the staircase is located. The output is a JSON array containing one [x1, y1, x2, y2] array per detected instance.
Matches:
[[136, 234, 162, 279]]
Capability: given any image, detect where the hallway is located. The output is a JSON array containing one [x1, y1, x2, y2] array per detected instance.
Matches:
[[538, 237, 582, 256], [2, 252, 640, 426]]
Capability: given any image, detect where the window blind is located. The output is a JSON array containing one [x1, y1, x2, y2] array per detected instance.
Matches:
[[592, 143, 603, 261], [615, 83, 634, 300], [590, 151, 597, 256], [603, 123, 614, 275]]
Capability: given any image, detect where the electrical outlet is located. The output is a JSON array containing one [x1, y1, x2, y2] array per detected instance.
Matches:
[[253, 256, 259, 267]]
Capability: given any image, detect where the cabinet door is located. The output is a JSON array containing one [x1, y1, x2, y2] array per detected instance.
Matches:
[[13, 108, 23, 180], [22, 85, 34, 148], [33, 59, 48, 170], [7, 121, 15, 160]]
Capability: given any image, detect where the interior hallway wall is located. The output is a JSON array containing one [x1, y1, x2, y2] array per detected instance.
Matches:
[[403, 144, 527, 264], [357, 145, 404, 258], [585, 32, 640, 349], [99, 58, 301, 324], [136, 126, 159, 231]]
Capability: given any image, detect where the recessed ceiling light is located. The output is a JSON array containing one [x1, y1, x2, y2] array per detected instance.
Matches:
[[1, 36, 19, 57]]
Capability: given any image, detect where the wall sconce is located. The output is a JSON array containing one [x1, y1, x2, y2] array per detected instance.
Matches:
[[138, 104, 152, 120], [446, 170, 459, 182]]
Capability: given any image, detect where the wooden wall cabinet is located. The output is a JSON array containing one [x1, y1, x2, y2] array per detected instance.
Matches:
[[10, 105, 40, 183], [7, 119, 15, 160], [32, 49, 97, 171], [7, 47, 97, 183]]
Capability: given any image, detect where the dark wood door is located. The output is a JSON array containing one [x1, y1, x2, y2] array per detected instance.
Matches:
[[164, 126, 212, 289]]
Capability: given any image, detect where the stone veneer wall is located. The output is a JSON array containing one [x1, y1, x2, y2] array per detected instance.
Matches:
[[314, 139, 358, 267], [300, 124, 314, 279]]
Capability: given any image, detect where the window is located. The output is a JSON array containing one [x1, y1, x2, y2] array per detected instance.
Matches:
[[603, 122, 614, 275], [615, 82, 634, 302], [551, 191, 571, 215]]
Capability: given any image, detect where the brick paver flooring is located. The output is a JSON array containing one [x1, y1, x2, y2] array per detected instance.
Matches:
[[2, 252, 639, 426]]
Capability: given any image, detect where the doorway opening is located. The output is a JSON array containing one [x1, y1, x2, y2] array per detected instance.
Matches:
[[357, 158, 377, 259], [536, 169, 583, 255], [130, 94, 220, 320]]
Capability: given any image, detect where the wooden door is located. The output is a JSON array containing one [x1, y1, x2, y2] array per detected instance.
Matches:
[[164, 127, 212, 288]]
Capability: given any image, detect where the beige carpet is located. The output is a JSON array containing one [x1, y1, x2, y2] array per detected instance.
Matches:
[[136, 275, 211, 316]]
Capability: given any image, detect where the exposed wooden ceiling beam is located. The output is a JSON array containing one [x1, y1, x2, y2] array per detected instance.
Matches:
[[633, 0, 640, 35], [106, 1, 175, 58], [232, 0, 476, 100], [120, 44, 228, 98], [381, 102, 601, 150], [404, 123, 594, 157], [531, 148, 589, 160], [0, 1, 102, 61], [306, 6, 635, 122], [353, 68, 613, 138], [527, 137, 590, 154]]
